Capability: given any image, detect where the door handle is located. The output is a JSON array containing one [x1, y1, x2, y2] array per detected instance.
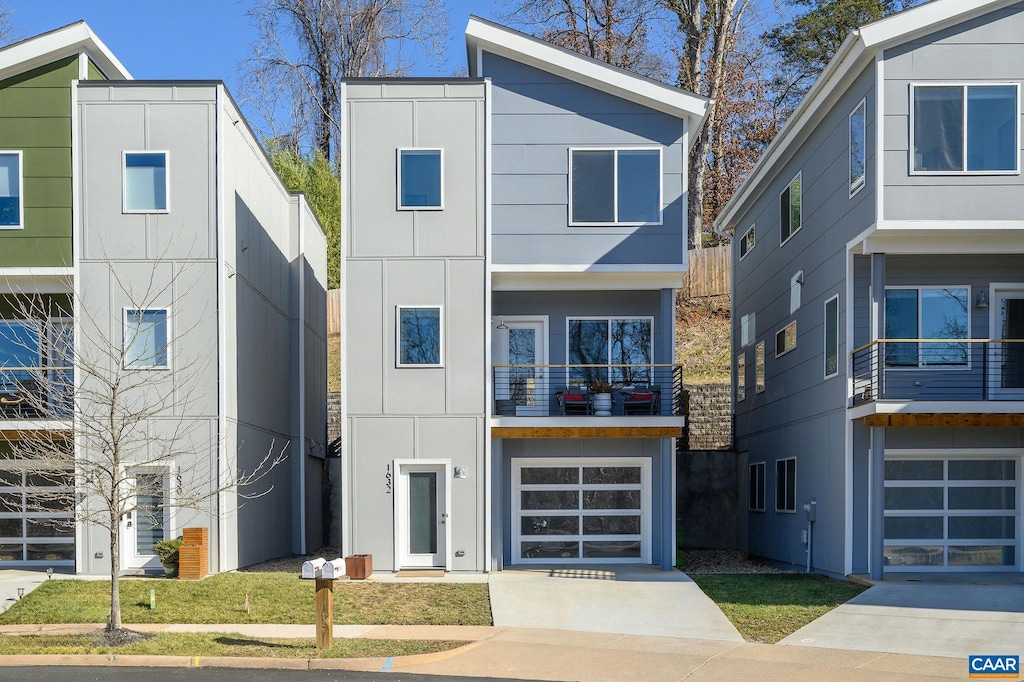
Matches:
[[126, 521, 132, 527]]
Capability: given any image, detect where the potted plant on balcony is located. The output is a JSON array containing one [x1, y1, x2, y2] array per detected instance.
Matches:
[[588, 379, 619, 416], [154, 537, 184, 578]]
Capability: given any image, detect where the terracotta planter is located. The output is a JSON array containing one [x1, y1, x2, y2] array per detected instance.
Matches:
[[345, 554, 372, 580]]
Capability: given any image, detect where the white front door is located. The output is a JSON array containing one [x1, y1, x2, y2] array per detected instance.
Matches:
[[122, 470, 169, 571], [990, 287, 1024, 398], [395, 461, 449, 569], [493, 317, 548, 416]]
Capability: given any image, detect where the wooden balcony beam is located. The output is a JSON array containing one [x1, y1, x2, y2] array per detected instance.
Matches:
[[863, 413, 1024, 428]]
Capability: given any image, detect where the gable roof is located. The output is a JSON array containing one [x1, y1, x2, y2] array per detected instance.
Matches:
[[465, 15, 709, 138], [715, 0, 1015, 232], [0, 20, 131, 83]]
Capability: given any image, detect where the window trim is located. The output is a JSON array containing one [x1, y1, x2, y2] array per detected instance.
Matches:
[[736, 350, 746, 402], [565, 316, 655, 378], [739, 224, 755, 260], [775, 321, 797, 358], [780, 171, 802, 246], [122, 307, 171, 370], [122, 151, 170, 214], [396, 305, 444, 368], [755, 341, 765, 393], [883, 285, 972, 370], [396, 148, 444, 211], [775, 457, 796, 513], [909, 82, 1021, 176], [568, 147, 663, 227], [748, 462, 765, 512], [824, 294, 840, 380], [849, 98, 867, 197], [0, 150, 24, 230]]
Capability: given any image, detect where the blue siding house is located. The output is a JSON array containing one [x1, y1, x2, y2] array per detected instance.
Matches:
[[340, 17, 708, 571], [719, 0, 1024, 579]]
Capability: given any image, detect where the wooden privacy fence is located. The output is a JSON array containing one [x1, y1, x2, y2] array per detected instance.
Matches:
[[683, 245, 731, 299], [325, 244, 731, 334], [328, 289, 340, 335]]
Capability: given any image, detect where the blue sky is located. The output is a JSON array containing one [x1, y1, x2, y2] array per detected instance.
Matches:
[[5, 0, 508, 85]]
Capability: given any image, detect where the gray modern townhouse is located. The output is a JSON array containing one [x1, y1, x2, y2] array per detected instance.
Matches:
[[340, 17, 708, 571], [0, 23, 327, 574], [720, 0, 1024, 579]]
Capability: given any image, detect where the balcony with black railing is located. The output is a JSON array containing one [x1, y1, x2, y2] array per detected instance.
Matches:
[[492, 364, 686, 418], [851, 339, 1024, 405]]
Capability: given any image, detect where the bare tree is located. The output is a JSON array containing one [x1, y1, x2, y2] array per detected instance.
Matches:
[[240, 0, 451, 161], [663, 0, 751, 249], [0, 261, 286, 636], [0, 2, 14, 47], [501, 0, 668, 80]]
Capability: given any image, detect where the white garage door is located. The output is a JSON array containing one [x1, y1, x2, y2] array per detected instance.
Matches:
[[512, 458, 650, 564], [884, 457, 1019, 571]]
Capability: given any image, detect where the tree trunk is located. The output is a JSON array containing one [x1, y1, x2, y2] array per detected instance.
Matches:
[[109, 517, 121, 631]]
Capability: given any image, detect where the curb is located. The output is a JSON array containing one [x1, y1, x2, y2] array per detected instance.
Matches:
[[0, 639, 485, 671]]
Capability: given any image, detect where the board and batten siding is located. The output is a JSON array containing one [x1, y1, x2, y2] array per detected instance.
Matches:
[[484, 52, 686, 266], [731, 62, 878, 577], [882, 2, 1024, 221]]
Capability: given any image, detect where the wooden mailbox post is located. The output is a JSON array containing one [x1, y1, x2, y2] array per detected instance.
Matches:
[[314, 578, 333, 649]]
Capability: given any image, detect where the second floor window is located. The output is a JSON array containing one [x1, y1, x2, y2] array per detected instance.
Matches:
[[912, 84, 1018, 173], [739, 225, 755, 259], [756, 341, 765, 393], [884, 287, 969, 367], [824, 295, 840, 378], [398, 149, 443, 209], [124, 152, 168, 212], [736, 351, 746, 402], [776, 321, 797, 357], [570, 148, 661, 225], [0, 320, 39, 391], [567, 317, 652, 385], [0, 151, 23, 229], [780, 172, 801, 244], [850, 99, 866, 194], [124, 309, 169, 369], [397, 306, 442, 367]]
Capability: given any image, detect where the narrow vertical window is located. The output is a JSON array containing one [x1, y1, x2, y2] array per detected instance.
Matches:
[[398, 149, 443, 209], [824, 295, 840, 378], [748, 462, 765, 511], [124, 309, 169, 368], [775, 321, 797, 357], [0, 151, 23, 229], [780, 172, 802, 244], [850, 99, 866, 195], [736, 351, 746, 402], [756, 341, 765, 393], [123, 152, 168, 212], [397, 306, 442, 367], [739, 224, 755, 259], [776, 458, 796, 512]]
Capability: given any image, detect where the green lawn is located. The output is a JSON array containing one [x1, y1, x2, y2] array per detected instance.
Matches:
[[0, 573, 492, 626], [0, 632, 461, 659], [691, 574, 867, 644]]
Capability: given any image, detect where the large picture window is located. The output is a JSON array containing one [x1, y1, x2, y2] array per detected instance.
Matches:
[[570, 148, 661, 225], [0, 320, 40, 392], [912, 84, 1018, 173], [780, 172, 802, 244], [0, 151, 23, 229], [123, 152, 168, 212], [397, 306, 442, 367], [884, 287, 969, 367], [567, 317, 653, 385], [850, 99, 866, 194], [124, 309, 169, 369], [398, 149, 443, 209]]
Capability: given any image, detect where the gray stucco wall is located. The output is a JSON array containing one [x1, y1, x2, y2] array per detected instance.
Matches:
[[731, 62, 878, 576], [484, 52, 687, 266], [883, 2, 1024, 221], [343, 81, 488, 572]]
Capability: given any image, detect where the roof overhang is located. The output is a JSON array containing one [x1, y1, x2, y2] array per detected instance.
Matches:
[[715, 0, 1017, 233], [852, 220, 1024, 256], [0, 21, 131, 83], [465, 16, 709, 143]]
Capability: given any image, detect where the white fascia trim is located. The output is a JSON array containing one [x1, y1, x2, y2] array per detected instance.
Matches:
[[465, 16, 708, 126], [848, 400, 1024, 421], [0, 21, 131, 82], [716, 0, 1019, 233], [490, 416, 686, 429], [490, 264, 685, 273], [878, 220, 1024, 232], [492, 270, 685, 292], [0, 267, 74, 277]]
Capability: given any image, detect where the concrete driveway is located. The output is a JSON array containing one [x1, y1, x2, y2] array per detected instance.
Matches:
[[780, 573, 1024, 659], [488, 565, 743, 641]]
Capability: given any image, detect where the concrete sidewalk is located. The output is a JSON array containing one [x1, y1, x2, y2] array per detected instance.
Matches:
[[0, 623, 969, 680]]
